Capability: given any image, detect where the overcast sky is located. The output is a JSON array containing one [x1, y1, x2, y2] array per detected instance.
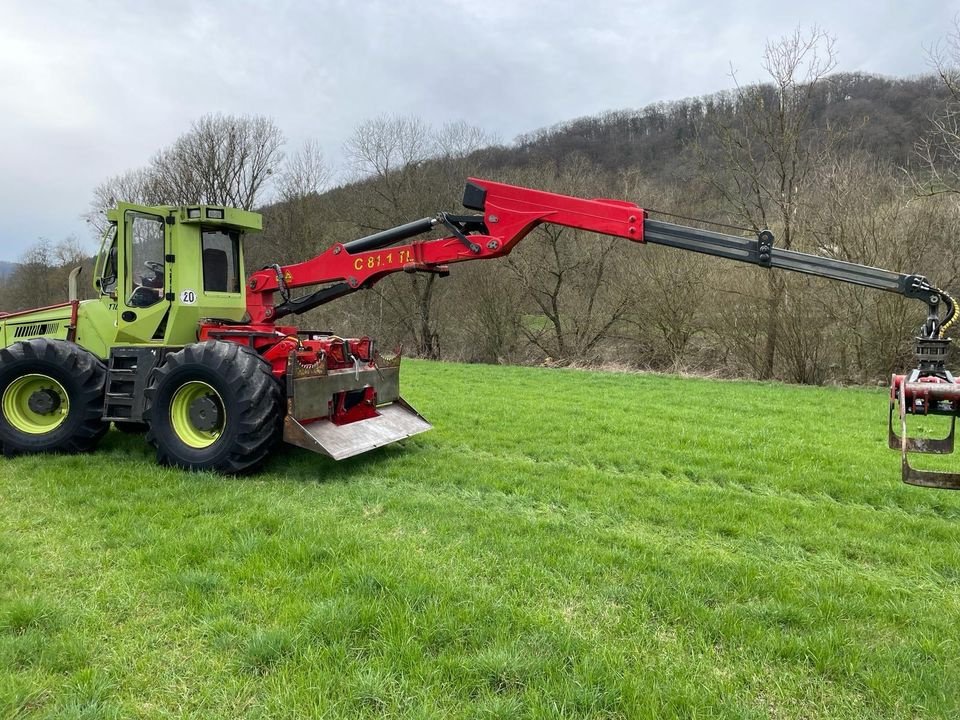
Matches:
[[0, 0, 958, 262]]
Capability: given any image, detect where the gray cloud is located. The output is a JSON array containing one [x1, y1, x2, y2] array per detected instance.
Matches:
[[0, 0, 957, 261]]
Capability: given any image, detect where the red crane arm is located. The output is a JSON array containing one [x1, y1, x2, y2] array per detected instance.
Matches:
[[244, 176, 952, 337], [245, 179, 647, 323]]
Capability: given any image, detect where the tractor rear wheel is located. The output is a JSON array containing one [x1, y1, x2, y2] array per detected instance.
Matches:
[[0, 339, 108, 455], [144, 341, 281, 473]]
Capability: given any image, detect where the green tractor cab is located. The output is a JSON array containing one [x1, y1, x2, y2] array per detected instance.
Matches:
[[0, 200, 429, 472], [0, 203, 270, 461]]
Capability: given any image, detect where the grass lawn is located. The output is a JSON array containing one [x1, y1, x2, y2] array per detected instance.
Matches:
[[2, 359, 960, 719]]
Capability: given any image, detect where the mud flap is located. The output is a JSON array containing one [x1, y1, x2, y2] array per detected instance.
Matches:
[[283, 398, 432, 460]]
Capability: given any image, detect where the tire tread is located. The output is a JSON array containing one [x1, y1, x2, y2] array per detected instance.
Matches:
[[0, 339, 107, 454], [144, 340, 281, 473]]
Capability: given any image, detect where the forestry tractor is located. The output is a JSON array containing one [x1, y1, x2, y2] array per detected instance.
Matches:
[[0, 179, 958, 487]]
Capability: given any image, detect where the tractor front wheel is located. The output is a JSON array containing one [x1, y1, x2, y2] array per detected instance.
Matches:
[[144, 341, 281, 473], [0, 339, 108, 455]]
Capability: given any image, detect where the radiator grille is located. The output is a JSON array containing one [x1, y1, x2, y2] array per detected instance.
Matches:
[[12, 322, 61, 338]]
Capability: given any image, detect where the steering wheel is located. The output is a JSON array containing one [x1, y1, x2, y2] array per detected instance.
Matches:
[[144, 260, 164, 274]]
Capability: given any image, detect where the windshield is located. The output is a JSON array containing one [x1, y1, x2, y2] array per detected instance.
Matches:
[[98, 223, 118, 296]]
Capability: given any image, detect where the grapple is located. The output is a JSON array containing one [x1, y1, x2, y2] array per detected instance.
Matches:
[[889, 337, 960, 488]]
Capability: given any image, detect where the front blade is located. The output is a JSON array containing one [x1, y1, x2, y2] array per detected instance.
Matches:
[[283, 398, 432, 460]]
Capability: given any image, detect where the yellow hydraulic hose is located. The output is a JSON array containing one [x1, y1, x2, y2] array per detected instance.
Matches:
[[940, 290, 958, 339]]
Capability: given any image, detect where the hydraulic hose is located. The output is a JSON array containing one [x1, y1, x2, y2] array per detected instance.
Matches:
[[940, 290, 957, 339]]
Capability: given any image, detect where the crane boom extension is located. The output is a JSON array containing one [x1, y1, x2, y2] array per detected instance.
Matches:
[[248, 179, 951, 327], [240, 178, 960, 486], [645, 220, 923, 298]]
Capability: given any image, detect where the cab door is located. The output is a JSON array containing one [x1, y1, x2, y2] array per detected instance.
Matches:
[[115, 207, 172, 344]]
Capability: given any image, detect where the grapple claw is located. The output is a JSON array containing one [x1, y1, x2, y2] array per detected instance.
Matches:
[[892, 368, 960, 489], [888, 402, 956, 453], [899, 462, 960, 490]]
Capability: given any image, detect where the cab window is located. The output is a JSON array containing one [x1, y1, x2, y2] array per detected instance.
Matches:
[[126, 211, 165, 308], [202, 229, 241, 293], [98, 224, 118, 296]]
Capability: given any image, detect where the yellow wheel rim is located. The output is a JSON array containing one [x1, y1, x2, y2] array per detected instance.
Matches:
[[169, 381, 225, 449], [2, 374, 70, 435]]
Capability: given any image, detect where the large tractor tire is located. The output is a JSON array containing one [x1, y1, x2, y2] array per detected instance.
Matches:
[[0, 339, 108, 455], [144, 341, 282, 473]]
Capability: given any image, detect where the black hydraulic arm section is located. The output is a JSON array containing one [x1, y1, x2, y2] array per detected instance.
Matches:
[[343, 217, 438, 254], [643, 218, 955, 337]]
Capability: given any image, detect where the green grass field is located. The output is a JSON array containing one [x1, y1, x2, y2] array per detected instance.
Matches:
[[3, 360, 960, 719]]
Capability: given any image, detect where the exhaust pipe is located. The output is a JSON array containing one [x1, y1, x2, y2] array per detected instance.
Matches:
[[68, 266, 82, 302]]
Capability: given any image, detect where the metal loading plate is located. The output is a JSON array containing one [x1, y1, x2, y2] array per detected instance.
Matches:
[[282, 399, 432, 460]]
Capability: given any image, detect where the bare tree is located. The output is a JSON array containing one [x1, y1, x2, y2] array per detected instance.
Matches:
[[616, 172, 712, 371], [340, 116, 486, 359], [90, 114, 285, 221], [88, 167, 161, 233], [806, 155, 918, 379], [699, 25, 839, 379], [447, 262, 524, 363], [342, 116, 437, 356], [151, 114, 285, 209], [258, 140, 333, 272], [915, 18, 960, 197], [503, 158, 634, 363], [434, 121, 497, 160], [0, 237, 92, 311], [343, 115, 437, 232], [345, 116, 433, 179], [278, 140, 331, 202]]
